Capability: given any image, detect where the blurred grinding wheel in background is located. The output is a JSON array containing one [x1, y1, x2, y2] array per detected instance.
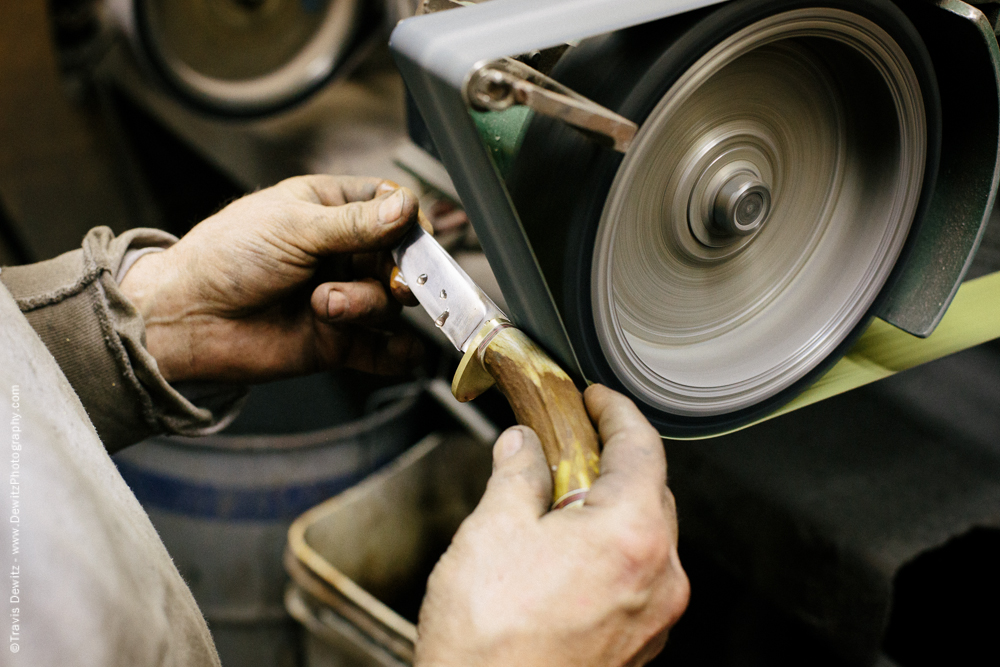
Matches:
[[509, 0, 941, 435], [135, 0, 362, 114]]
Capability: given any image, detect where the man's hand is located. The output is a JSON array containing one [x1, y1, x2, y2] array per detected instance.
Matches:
[[416, 385, 690, 667], [120, 175, 425, 384]]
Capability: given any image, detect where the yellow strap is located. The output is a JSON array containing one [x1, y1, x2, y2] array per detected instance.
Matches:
[[675, 270, 1000, 439]]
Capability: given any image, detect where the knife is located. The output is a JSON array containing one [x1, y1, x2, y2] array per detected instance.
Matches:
[[393, 225, 600, 509]]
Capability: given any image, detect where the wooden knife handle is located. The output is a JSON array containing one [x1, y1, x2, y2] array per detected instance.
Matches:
[[479, 327, 601, 509]]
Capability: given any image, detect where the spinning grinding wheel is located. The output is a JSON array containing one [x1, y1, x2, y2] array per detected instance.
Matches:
[[389, 0, 999, 438], [133, 0, 362, 114], [508, 0, 942, 434]]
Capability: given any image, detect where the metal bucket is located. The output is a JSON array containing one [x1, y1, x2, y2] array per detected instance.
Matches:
[[284, 431, 493, 666], [114, 375, 427, 667]]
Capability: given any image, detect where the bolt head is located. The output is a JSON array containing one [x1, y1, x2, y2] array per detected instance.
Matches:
[[713, 174, 771, 236]]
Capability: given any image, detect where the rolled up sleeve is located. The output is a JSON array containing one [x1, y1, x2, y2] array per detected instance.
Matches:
[[0, 226, 246, 453]]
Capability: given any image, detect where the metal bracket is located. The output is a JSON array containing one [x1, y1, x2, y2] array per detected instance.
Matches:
[[465, 58, 637, 153]]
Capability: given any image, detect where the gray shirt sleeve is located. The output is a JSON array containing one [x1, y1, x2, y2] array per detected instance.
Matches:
[[0, 226, 246, 453], [1, 282, 222, 666]]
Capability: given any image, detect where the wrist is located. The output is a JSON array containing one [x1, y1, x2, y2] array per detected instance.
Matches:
[[118, 248, 194, 383]]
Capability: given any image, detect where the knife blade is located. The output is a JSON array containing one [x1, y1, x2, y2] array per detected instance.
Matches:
[[392, 224, 507, 354]]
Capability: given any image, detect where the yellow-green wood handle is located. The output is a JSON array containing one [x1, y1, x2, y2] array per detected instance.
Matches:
[[480, 327, 600, 509]]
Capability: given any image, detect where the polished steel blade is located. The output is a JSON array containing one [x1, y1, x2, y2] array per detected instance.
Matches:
[[392, 225, 506, 352]]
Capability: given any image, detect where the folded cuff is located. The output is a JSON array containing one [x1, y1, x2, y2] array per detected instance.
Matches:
[[0, 227, 247, 453]]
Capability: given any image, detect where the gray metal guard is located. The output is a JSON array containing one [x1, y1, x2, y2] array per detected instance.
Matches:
[[390, 0, 1000, 380], [875, 0, 1000, 336]]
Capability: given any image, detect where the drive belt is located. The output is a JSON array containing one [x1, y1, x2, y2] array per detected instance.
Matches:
[[705, 269, 1000, 439]]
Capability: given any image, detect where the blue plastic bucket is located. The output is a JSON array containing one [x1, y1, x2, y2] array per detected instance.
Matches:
[[114, 377, 426, 667]]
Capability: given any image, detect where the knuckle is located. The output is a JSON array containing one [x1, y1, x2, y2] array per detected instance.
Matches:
[[491, 465, 532, 491], [627, 421, 661, 446], [276, 175, 305, 189], [641, 555, 691, 635], [609, 514, 673, 591], [662, 486, 678, 514], [620, 524, 670, 571], [485, 466, 549, 507], [457, 507, 514, 548], [342, 203, 370, 243], [604, 513, 689, 629], [278, 176, 316, 201], [664, 560, 691, 624]]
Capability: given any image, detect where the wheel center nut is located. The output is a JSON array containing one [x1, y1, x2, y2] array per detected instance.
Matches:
[[713, 173, 772, 236], [736, 192, 764, 224]]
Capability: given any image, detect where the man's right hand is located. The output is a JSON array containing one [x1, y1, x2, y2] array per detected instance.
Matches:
[[416, 385, 690, 667]]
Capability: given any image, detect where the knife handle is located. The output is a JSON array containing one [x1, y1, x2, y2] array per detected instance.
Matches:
[[479, 327, 601, 510]]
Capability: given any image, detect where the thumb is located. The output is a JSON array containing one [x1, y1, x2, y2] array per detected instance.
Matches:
[[296, 186, 419, 256], [477, 427, 553, 520]]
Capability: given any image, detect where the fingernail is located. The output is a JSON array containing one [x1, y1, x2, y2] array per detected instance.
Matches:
[[418, 208, 434, 234], [378, 189, 405, 224], [390, 266, 408, 289], [376, 181, 398, 196], [326, 290, 348, 320], [495, 428, 523, 462]]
